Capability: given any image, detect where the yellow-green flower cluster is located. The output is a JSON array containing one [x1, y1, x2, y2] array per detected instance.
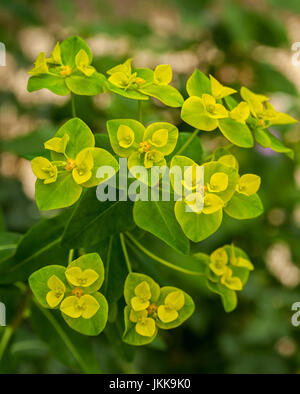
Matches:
[[209, 246, 254, 291], [129, 281, 185, 337], [46, 267, 100, 319], [29, 42, 95, 79]]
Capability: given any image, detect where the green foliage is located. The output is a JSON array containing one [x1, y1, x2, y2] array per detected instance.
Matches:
[[1, 20, 298, 373]]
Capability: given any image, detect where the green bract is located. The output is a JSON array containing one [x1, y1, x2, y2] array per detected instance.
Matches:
[[27, 36, 106, 96], [122, 273, 194, 346], [29, 253, 108, 335], [31, 118, 119, 210], [105, 59, 184, 107]]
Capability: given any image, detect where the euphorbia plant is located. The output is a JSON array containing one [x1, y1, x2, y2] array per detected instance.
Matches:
[[0, 35, 297, 372]]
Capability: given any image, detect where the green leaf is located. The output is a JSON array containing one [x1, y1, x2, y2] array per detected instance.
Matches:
[[262, 129, 294, 159], [254, 127, 271, 148], [166, 132, 203, 164], [62, 292, 108, 336], [218, 118, 254, 148], [94, 133, 115, 155], [0, 232, 21, 263], [124, 272, 160, 305], [175, 200, 223, 242], [206, 280, 237, 312], [67, 253, 105, 294], [122, 305, 157, 346], [186, 69, 211, 97], [61, 189, 135, 248], [29, 265, 68, 309], [52, 117, 95, 160], [139, 84, 184, 108], [60, 36, 93, 68], [27, 74, 70, 96], [181, 96, 218, 131], [107, 119, 145, 157], [224, 192, 264, 220], [0, 212, 69, 283], [35, 171, 82, 211], [133, 200, 190, 255], [155, 286, 195, 330], [30, 301, 101, 373], [65, 72, 106, 96]]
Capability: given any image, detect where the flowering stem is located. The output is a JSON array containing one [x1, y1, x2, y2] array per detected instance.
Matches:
[[176, 128, 199, 155], [71, 92, 76, 117], [120, 233, 132, 273], [138, 100, 142, 122], [126, 232, 203, 276]]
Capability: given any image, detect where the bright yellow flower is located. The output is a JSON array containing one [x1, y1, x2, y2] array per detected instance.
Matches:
[[129, 309, 156, 337], [71, 149, 94, 184], [60, 294, 100, 319], [236, 174, 261, 196], [209, 248, 228, 276], [46, 42, 62, 65], [220, 267, 242, 291], [65, 266, 99, 287], [75, 49, 95, 77], [46, 275, 66, 308], [230, 102, 250, 124], [150, 129, 168, 147], [207, 172, 228, 193], [209, 75, 236, 99], [107, 59, 132, 78], [117, 125, 135, 148], [44, 134, 69, 154], [202, 94, 228, 119], [153, 64, 172, 85], [144, 150, 164, 169], [60, 65, 72, 77], [31, 157, 58, 184], [131, 281, 151, 312], [28, 52, 49, 75], [157, 291, 185, 323], [202, 193, 224, 214], [231, 256, 254, 271]]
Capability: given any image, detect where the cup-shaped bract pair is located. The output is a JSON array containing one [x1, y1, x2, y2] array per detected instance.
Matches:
[[29, 253, 108, 335], [31, 118, 119, 210], [105, 59, 184, 107], [28, 36, 106, 96], [170, 155, 239, 242], [107, 119, 178, 186], [122, 273, 194, 346]]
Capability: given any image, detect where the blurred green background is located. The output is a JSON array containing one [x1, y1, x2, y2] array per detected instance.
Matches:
[[1, 0, 300, 373]]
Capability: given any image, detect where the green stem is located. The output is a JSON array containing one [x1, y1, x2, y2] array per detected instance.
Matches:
[[138, 100, 142, 122], [176, 128, 199, 155], [33, 299, 91, 374], [126, 233, 202, 276], [120, 233, 132, 273], [71, 92, 76, 117], [0, 288, 31, 362], [68, 249, 74, 265]]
